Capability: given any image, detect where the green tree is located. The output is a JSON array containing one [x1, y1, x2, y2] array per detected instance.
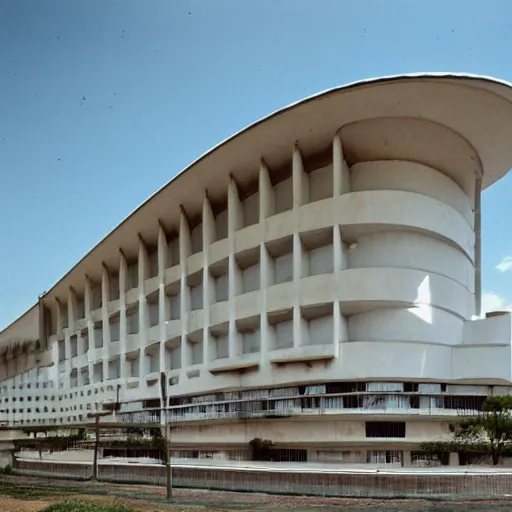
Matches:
[[454, 395, 512, 466], [249, 438, 273, 461]]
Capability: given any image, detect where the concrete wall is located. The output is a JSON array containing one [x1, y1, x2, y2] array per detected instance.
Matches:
[[14, 459, 512, 498], [168, 418, 453, 446]]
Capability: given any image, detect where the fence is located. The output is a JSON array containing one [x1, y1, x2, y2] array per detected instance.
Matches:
[[12, 458, 512, 499]]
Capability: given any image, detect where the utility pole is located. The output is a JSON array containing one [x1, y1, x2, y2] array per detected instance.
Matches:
[[165, 419, 172, 501], [160, 371, 172, 501], [90, 403, 109, 481], [92, 412, 100, 480]]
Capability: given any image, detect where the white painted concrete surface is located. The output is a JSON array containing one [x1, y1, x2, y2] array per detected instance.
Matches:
[[2, 74, 512, 457]]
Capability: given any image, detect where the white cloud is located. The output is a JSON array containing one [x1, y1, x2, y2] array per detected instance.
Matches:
[[481, 291, 512, 316], [496, 256, 512, 273]]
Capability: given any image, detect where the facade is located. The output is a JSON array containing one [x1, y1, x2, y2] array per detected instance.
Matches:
[[3, 73, 512, 465]]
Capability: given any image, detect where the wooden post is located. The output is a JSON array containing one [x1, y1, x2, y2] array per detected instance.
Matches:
[[92, 413, 100, 480]]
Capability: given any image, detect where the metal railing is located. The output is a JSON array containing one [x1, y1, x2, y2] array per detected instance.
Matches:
[[0, 391, 487, 428], [112, 392, 486, 426]]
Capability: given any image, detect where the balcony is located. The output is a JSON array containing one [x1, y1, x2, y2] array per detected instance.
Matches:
[[125, 333, 140, 353], [269, 344, 336, 364], [208, 353, 260, 374]]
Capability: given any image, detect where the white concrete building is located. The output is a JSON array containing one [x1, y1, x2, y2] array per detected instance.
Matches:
[[4, 73, 512, 465]]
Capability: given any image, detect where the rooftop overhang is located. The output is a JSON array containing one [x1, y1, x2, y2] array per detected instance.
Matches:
[[27, 73, 512, 305], [0, 305, 40, 358]]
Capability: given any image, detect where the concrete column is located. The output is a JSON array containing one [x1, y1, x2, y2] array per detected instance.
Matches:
[[100, 268, 110, 384], [228, 178, 242, 358], [292, 232, 303, 349], [259, 160, 274, 219], [119, 252, 127, 379], [102, 354, 108, 384], [292, 145, 305, 349], [84, 277, 99, 378], [101, 266, 111, 348], [157, 224, 167, 287], [333, 225, 343, 356], [259, 162, 272, 362], [137, 239, 148, 379], [157, 224, 168, 381], [293, 231, 306, 282], [138, 236, 149, 328], [292, 143, 308, 208], [333, 134, 348, 354], [179, 209, 192, 369], [474, 175, 482, 318], [84, 277, 92, 320], [88, 359, 95, 390], [138, 237, 149, 290], [58, 298, 70, 362], [228, 175, 243, 232], [157, 224, 168, 416], [332, 300, 341, 357], [67, 288, 77, 332], [54, 298, 62, 334], [202, 194, 215, 363], [332, 132, 350, 196]]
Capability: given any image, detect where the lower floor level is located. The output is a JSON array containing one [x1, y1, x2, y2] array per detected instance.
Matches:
[[15, 445, 506, 469]]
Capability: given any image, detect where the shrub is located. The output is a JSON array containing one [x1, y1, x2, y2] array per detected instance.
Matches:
[[14, 431, 88, 454], [40, 499, 133, 512]]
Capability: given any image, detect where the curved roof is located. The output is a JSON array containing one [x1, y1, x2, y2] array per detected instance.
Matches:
[[37, 73, 512, 304]]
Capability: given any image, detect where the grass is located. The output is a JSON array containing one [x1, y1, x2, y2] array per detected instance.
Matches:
[[0, 481, 73, 500], [0, 481, 221, 511]]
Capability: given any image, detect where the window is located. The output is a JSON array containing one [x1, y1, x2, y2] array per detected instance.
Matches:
[[109, 315, 120, 342], [70, 336, 78, 358], [58, 340, 65, 362], [127, 306, 139, 334], [444, 395, 485, 411], [365, 422, 406, 438]]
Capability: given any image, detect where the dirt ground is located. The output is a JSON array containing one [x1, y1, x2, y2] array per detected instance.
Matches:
[[2, 475, 512, 511], [2, 495, 512, 512], [0, 495, 216, 512]]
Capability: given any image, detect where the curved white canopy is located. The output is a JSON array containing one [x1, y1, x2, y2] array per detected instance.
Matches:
[[25, 73, 512, 304]]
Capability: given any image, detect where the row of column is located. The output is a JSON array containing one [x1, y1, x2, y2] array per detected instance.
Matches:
[[46, 134, 351, 393]]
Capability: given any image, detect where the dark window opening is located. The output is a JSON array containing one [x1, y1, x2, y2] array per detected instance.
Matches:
[[366, 421, 406, 438], [326, 382, 366, 394], [444, 395, 485, 411]]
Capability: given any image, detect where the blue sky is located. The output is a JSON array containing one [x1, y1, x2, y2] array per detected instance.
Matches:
[[1, 0, 512, 329]]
